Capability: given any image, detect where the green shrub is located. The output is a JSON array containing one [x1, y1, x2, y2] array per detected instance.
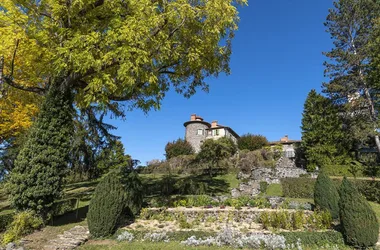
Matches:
[[259, 210, 330, 231], [51, 198, 78, 217], [355, 180, 380, 203], [237, 134, 269, 151], [314, 172, 339, 219], [121, 171, 144, 216], [0, 213, 14, 233], [280, 231, 344, 247], [2, 211, 43, 244], [281, 178, 315, 198], [8, 85, 74, 219], [176, 178, 208, 195], [259, 181, 269, 194], [87, 172, 127, 238], [339, 177, 379, 248], [165, 139, 194, 160]]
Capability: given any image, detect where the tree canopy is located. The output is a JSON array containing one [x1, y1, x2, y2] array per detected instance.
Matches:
[[0, 0, 247, 115]]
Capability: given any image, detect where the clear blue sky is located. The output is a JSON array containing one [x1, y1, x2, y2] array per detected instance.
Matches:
[[107, 0, 334, 165]]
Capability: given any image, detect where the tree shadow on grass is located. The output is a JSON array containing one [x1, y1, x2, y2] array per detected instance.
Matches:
[[50, 205, 88, 227]]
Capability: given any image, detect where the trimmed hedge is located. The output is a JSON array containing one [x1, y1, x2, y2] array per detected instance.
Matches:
[[314, 172, 339, 219], [339, 177, 379, 248], [281, 178, 315, 198], [281, 177, 380, 203], [280, 231, 344, 247]]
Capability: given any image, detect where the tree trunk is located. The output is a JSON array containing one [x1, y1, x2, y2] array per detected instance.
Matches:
[[375, 135, 380, 155]]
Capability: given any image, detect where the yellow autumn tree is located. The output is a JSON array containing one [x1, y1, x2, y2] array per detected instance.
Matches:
[[1, 0, 247, 113]]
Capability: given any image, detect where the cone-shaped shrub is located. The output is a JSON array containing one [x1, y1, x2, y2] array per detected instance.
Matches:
[[9, 84, 74, 219], [87, 172, 126, 238], [314, 171, 339, 219], [339, 177, 379, 248]]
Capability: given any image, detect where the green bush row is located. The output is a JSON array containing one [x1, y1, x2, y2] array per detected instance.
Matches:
[[280, 231, 344, 247], [281, 177, 380, 203], [259, 210, 332, 231]]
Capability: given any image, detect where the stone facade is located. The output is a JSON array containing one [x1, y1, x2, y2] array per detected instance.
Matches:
[[184, 114, 239, 153]]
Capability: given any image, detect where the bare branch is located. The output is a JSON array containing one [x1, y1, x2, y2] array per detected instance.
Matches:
[[0, 56, 4, 98], [10, 39, 20, 77], [3, 76, 45, 94]]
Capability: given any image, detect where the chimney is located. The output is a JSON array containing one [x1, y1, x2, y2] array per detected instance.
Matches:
[[190, 114, 196, 121], [280, 135, 289, 142], [211, 120, 218, 128]]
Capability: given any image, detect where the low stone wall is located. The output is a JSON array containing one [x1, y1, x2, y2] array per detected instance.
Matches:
[[251, 167, 310, 184]]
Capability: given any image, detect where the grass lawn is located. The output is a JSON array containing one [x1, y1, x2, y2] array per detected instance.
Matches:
[[265, 184, 283, 196]]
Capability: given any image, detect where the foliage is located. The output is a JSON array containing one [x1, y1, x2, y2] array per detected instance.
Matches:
[[117, 231, 135, 242], [237, 134, 269, 151], [265, 184, 283, 197], [87, 171, 127, 238], [165, 139, 194, 160], [197, 137, 237, 177], [120, 170, 144, 216], [321, 164, 363, 177], [260, 210, 332, 231], [0, 212, 13, 233], [281, 178, 315, 199], [181, 228, 287, 249], [280, 231, 345, 247], [176, 179, 208, 195], [51, 198, 78, 217], [2, 211, 43, 244], [0, 0, 247, 115], [339, 177, 379, 248], [8, 84, 74, 219], [323, 0, 380, 153], [237, 149, 276, 174], [301, 89, 351, 171], [314, 172, 340, 219], [259, 181, 269, 194]]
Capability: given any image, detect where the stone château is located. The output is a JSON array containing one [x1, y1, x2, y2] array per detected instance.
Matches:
[[184, 114, 240, 153]]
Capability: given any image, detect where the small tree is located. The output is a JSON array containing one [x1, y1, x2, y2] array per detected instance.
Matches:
[[314, 172, 339, 219], [87, 171, 127, 238], [8, 84, 73, 219], [237, 134, 269, 151], [197, 137, 237, 177], [165, 139, 194, 159], [339, 177, 379, 248]]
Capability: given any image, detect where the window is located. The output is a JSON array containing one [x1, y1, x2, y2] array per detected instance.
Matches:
[[197, 129, 204, 135], [212, 129, 220, 136]]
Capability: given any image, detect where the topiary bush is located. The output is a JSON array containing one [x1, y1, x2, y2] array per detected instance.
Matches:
[[165, 139, 194, 160], [339, 177, 379, 248], [87, 171, 127, 238], [281, 178, 315, 198], [314, 172, 339, 219]]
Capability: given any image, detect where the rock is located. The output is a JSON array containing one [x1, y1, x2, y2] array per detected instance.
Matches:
[[231, 188, 241, 198], [43, 226, 89, 250], [267, 197, 284, 209], [6, 243, 16, 250]]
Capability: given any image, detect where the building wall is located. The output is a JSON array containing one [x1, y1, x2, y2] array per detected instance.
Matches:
[[185, 122, 209, 153]]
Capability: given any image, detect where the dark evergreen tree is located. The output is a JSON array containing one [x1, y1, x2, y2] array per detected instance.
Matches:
[[314, 172, 340, 219], [165, 138, 194, 159], [323, 0, 380, 153], [121, 170, 144, 216], [339, 177, 379, 247], [96, 140, 131, 176], [8, 83, 74, 219], [237, 134, 269, 151], [301, 89, 351, 171], [87, 171, 126, 238]]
